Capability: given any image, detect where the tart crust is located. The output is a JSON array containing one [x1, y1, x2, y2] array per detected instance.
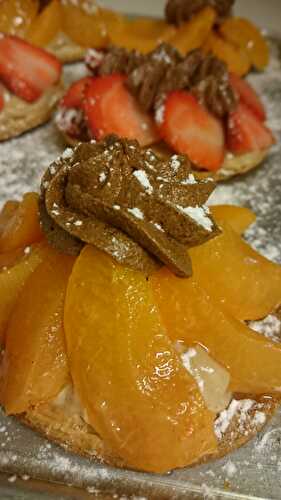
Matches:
[[151, 142, 269, 181], [22, 394, 279, 471], [0, 82, 64, 142], [213, 150, 268, 181], [22, 310, 281, 470]]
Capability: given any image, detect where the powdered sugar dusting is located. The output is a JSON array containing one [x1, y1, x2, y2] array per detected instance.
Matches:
[[176, 204, 213, 231], [0, 63, 87, 204], [181, 348, 197, 373], [85, 48, 104, 69], [61, 147, 73, 160], [133, 169, 153, 194], [127, 207, 144, 220], [0, 123, 62, 202], [214, 399, 255, 439], [181, 173, 197, 185], [222, 461, 237, 478], [249, 314, 281, 342], [155, 104, 165, 125]]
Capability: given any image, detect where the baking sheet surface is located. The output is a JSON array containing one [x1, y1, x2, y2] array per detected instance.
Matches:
[[0, 40, 281, 500]]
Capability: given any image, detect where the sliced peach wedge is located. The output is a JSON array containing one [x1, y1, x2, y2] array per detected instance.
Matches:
[[189, 222, 281, 321], [27, 0, 62, 48], [0, 247, 26, 270], [219, 17, 269, 71], [152, 268, 281, 395], [203, 32, 251, 76], [113, 17, 175, 54], [210, 205, 256, 235], [61, 1, 108, 48], [64, 246, 217, 473], [0, 0, 39, 38], [0, 200, 19, 232], [170, 6, 216, 55], [1, 250, 74, 415], [0, 193, 43, 253], [0, 243, 48, 345]]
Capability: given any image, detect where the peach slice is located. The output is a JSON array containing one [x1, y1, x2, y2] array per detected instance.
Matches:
[[203, 32, 251, 76], [0, 247, 25, 270], [2, 251, 74, 415], [115, 17, 175, 54], [189, 222, 281, 320], [0, 200, 19, 232], [210, 205, 256, 235], [64, 246, 216, 473], [0, 193, 43, 253], [220, 17, 269, 71], [152, 267, 281, 394], [27, 0, 62, 47], [170, 6, 216, 55], [61, 2, 108, 48], [100, 8, 128, 47], [0, 0, 39, 37], [0, 244, 47, 345]]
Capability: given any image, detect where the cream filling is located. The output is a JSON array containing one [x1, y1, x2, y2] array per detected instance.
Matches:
[[53, 384, 81, 413], [52, 345, 232, 426], [181, 345, 232, 413]]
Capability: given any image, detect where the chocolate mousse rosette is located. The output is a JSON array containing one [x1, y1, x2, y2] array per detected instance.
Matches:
[[39, 135, 219, 277], [56, 42, 274, 180]]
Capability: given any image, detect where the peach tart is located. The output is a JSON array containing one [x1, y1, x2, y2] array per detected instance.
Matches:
[[0, 135, 281, 473], [0, 0, 270, 68]]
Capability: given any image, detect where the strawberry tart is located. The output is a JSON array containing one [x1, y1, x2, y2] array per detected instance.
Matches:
[[56, 43, 274, 179], [0, 34, 63, 141]]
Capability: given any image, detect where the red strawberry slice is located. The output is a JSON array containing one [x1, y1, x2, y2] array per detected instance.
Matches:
[[0, 35, 61, 103], [0, 84, 4, 112], [83, 74, 159, 146], [159, 91, 225, 171], [230, 73, 266, 122], [61, 77, 94, 109], [227, 102, 275, 155]]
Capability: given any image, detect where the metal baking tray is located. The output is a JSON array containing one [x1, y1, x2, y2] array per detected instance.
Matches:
[[0, 36, 281, 500]]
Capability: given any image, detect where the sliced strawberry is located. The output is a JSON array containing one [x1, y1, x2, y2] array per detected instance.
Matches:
[[230, 73, 266, 122], [0, 35, 61, 103], [227, 102, 275, 155], [159, 91, 225, 171], [0, 84, 5, 112], [83, 74, 159, 147], [61, 77, 95, 109]]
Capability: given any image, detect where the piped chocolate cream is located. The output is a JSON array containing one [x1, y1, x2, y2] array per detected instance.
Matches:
[[86, 44, 237, 119], [40, 135, 219, 277], [165, 0, 235, 25]]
